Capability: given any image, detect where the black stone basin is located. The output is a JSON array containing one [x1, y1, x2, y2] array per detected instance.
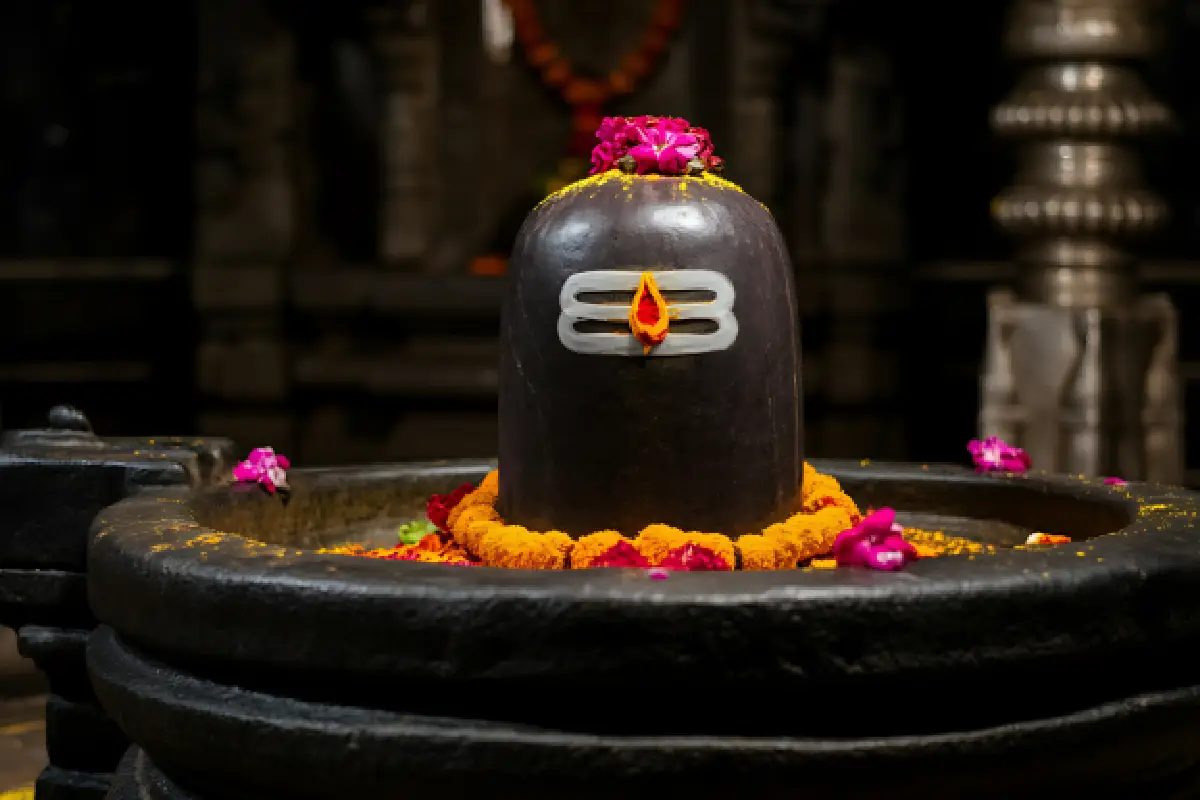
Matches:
[[89, 460, 1200, 799]]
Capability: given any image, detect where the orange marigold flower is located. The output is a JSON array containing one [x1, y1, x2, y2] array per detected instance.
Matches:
[[478, 526, 571, 569], [760, 522, 807, 566], [633, 524, 688, 565], [660, 543, 731, 571], [633, 526, 736, 568], [736, 534, 780, 570], [801, 474, 849, 513], [451, 504, 501, 552], [572, 530, 631, 569], [415, 533, 449, 553], [764, 504, 852, 565], [447, 475, 499, 532], [678, 533, 735, 569]]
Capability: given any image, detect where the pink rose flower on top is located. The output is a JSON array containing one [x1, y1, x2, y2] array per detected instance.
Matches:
[[587, 115, 724, 176], [628, 124, 700, 175], [832, 507, 918, 571], [968, 436, 1031, 474], [232, 446, 291, 494]]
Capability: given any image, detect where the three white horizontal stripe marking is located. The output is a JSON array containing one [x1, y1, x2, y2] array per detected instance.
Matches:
[[557, 269, 738, 357]]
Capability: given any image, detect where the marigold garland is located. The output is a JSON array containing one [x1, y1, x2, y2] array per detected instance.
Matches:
[[324, 463, 1002, 570], [443, 463, 862, 570]]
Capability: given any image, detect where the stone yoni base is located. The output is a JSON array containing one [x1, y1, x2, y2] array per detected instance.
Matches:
[[86, 460, 1200, 799]]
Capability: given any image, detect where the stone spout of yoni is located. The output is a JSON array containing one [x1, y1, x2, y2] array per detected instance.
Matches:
[[498, 173, 803, 537]]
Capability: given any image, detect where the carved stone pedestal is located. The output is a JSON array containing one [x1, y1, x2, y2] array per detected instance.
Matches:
[[0, 407, 234, 800], [981, 289, 1182, 482]]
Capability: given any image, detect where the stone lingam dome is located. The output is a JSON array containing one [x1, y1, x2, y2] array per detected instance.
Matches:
[[498, 116, 801, 537]]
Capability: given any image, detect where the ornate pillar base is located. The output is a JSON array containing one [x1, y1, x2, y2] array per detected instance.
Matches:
[[980, 288, 1182, 483]]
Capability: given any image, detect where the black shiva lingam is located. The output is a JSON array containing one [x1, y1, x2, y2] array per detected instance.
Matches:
[[61, 117, 1200, 800], [499, 119, 800, 536]]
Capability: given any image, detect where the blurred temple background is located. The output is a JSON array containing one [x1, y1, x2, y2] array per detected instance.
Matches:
[[1, 0, 1200, 477]]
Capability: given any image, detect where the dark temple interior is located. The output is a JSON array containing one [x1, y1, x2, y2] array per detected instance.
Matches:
[[2, 0, 1200, 477]]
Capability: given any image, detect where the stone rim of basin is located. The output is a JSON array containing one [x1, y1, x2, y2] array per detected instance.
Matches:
[[85, 458, 1199, 687]]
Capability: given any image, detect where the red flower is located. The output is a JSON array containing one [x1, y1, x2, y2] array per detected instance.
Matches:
[[591, 540, 651, 568], [659, 543, 731, 571], [426, 482, 474, 532]]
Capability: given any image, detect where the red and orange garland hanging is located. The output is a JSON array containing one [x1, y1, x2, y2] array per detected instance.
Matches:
[[503, 0, 687, 158], [469, 3, 685, 276]]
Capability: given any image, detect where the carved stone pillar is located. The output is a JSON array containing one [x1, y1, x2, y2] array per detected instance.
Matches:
[[981, 0, 1182, 482]]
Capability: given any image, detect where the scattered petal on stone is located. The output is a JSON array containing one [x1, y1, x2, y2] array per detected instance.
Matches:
[[967, 436, 1031, 474], [1025, 532, 1072, 546], [232, 447, 291, 493], [832, 507, 918, 571]]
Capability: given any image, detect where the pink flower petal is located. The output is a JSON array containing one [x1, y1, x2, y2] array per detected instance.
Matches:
[[589, 141, 617, 175], [232, 445, 291, 494], [589, 116, 721, 177], [832, 507, 917, 571], [231, 464, 258, 481], [1103, 476, 1128, 487], [967, 437, 1031, 474], [656, 146, 691, 174], [628, 144, 660, 174]]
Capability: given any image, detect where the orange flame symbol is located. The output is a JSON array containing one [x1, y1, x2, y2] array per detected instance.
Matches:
[[629, 272, 670, 354]]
